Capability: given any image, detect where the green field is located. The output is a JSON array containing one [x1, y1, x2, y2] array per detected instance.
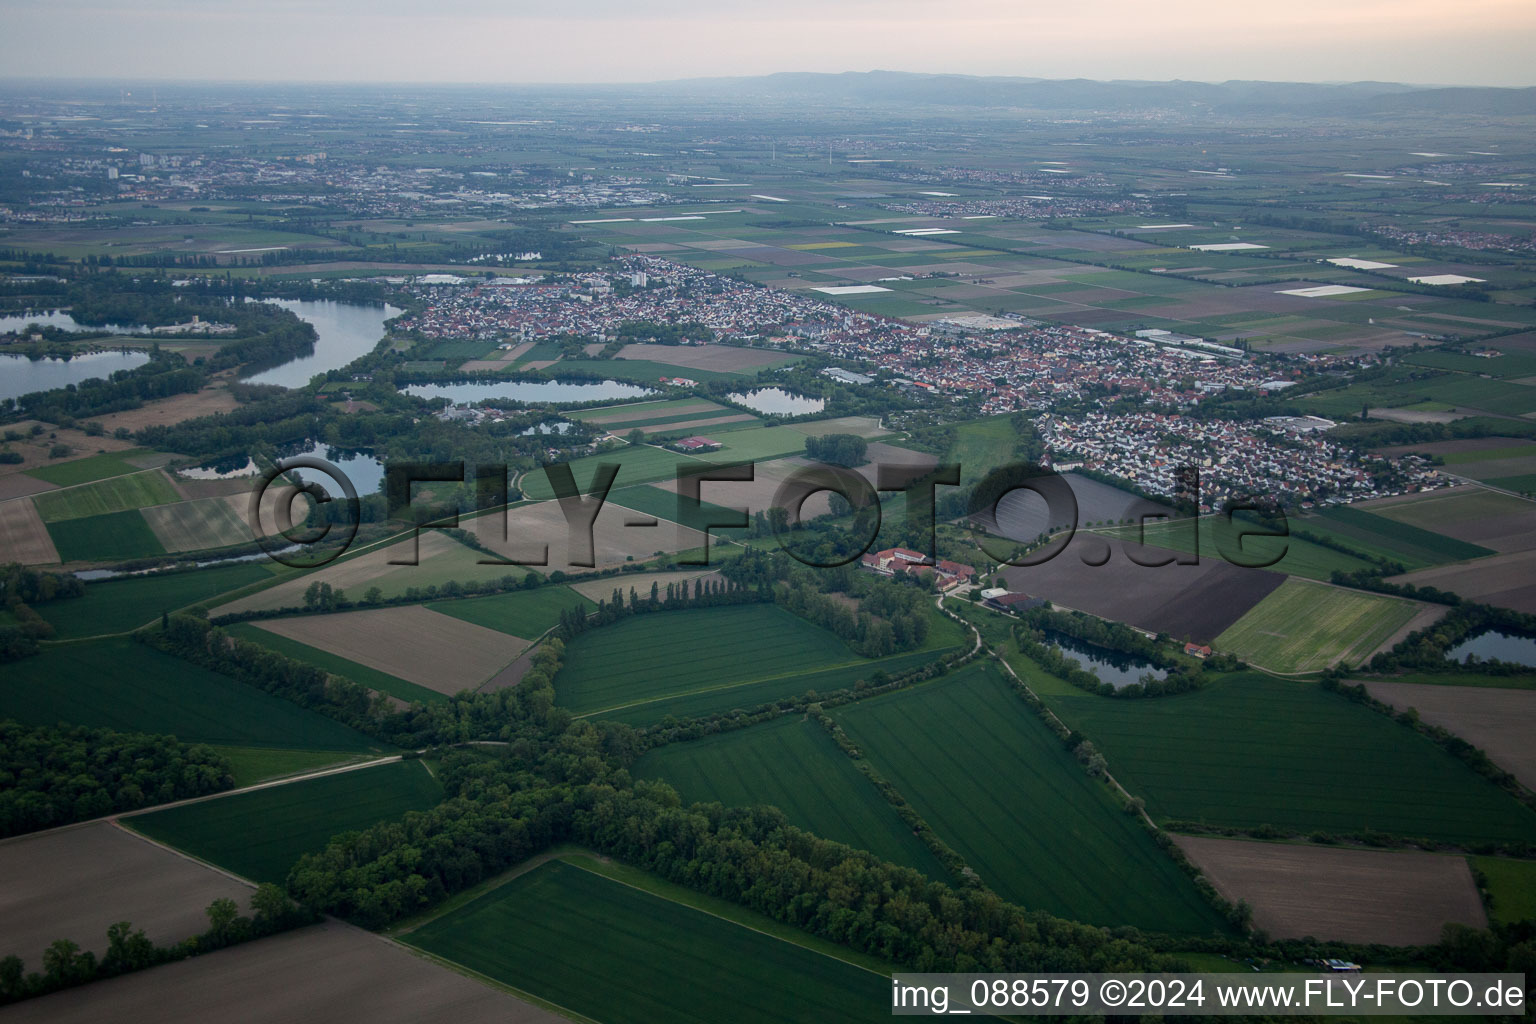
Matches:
[[609, 483, 751, 534], [130, 759, 441, 883], [1100, 515, 1379, 581], [1487, 473, 1536, 495], [519, 445, 706, 501], [1215, 579, 1420, 673], [1371, 487, 1534, 533], [1299, 504, 1495, 570], [32, 470, 181, 522], [0, 637, 388, 753], [427, 584, 595, 638], [551, 357, 763, 384], [225, 622, 448, 705], [831, 662, 1231, 934], [557, 603, 965, 724], [23, 450, 152, 486], [1473, 856, 1536, 926], [1033, 667, 1536, 844], [35, 562, 273, 638], [688, 424, 816, 463], [45, 509, 168, 562], [404, 859, 888, 1024], [635, 715, 952, 880]]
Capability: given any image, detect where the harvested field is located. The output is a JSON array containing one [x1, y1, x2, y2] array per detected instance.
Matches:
[[85, 384, 241, 434], [254, 606, 528, 694], [1363, 681, 1536, 790], [0, 497, 59, 564], [143, 493, 251, 552], [1390, 550, 1536, 614], [0, 919, 561, 1024], [0, 474, 57, 500], [613, 342, 795, 373], [1173, 835, 1485, 946], [0, 822, 252, 964], [475, 496, 709, 573], [998, 537, 1286, 644]]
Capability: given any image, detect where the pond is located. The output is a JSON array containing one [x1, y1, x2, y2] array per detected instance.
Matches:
[[726, 387, 825, 416], [240, 299, 402, 389], [1447, 629, 1536, 669], [0, 310, 150, 335], [1047, 629, 1168, 690], [173, 442, 384, 495], [402, 379, 654, 405], [0, 350, 152, 403]]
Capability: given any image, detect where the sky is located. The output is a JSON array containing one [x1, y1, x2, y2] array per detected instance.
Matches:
[[3, 0, 1534, 87]]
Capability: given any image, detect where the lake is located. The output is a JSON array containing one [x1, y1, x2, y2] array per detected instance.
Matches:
[[0, 310, 149, 335], [0, 350, 152, 403], [726, 387, 825, 416], [1048, 629, 1167, 690], [402, 379, 654, 405], [1448, 629, 1536, 669], [240, 299, 402, 389]]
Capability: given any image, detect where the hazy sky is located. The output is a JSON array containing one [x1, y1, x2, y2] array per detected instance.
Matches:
[[4, 0, 1534, 86]]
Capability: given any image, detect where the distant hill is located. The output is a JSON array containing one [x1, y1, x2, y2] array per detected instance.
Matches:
[[638, 71, 1534, 115]]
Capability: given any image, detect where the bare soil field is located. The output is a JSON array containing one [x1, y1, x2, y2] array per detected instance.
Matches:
[[0, 497, 59, 564], [655, 455, 836, 520], [1364, 681, 1536, 790], [1173, 835, 1485, 945], [0, 822, 252, 964], [1363, 486, 1536, 553], [479, 497, 708, 573], [0, 474, 57, 500], [614, 342, 792, 372], [86, 384, 242, 434], [254, 605, 529, 694], [999, 536, 1285, 643], [1390, 549, 1536, 613], [211, 531, 464, 616], [0, 919, 561, 1024]]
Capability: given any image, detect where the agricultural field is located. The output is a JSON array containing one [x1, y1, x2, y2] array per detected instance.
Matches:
[[611, 342, 800, 375], [634, 715, 952, 880], [45, 508, 168, 562], [0, 920, 561, 1024], [831, 662, 1230, 934], [31, 470, 181, 522], [566, 568, 716, 603], [0, 496, 58, 564], [427, 583, 595, 638], [1362, 485, 1536, 553], [226, 622, 448, 705], [556, 603, 965, 724], [404, 859, 889, 1024], [1296, 503, 1495, 570], [1035, 668, 1536, 844], [141, 494, 252, 552], [21, 449, 151, 487], [1473, 857, 1536, 927], [1390, 548, 1536, 615], [0, 822, 253, 966], [0, 637, 388, 755], [129, 760, 442, 884], [517, 445, 706, 500], [1099, 514, 1381, 581], [1362, 681, 1536, 790], [249, 606, 530, 696], [35, 561, 273, 638], [570, 397, 760, 436], [1174, 836, 1485, 945], [998, 535, 1286, 644], [1213, 579, 1422, 673]]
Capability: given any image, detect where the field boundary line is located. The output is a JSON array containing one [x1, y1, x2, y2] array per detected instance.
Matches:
[[390, 938, 601, 1024], [386, 846, 580, 937], [108, 819, 262, 889], [115, 754, 405, 820]]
